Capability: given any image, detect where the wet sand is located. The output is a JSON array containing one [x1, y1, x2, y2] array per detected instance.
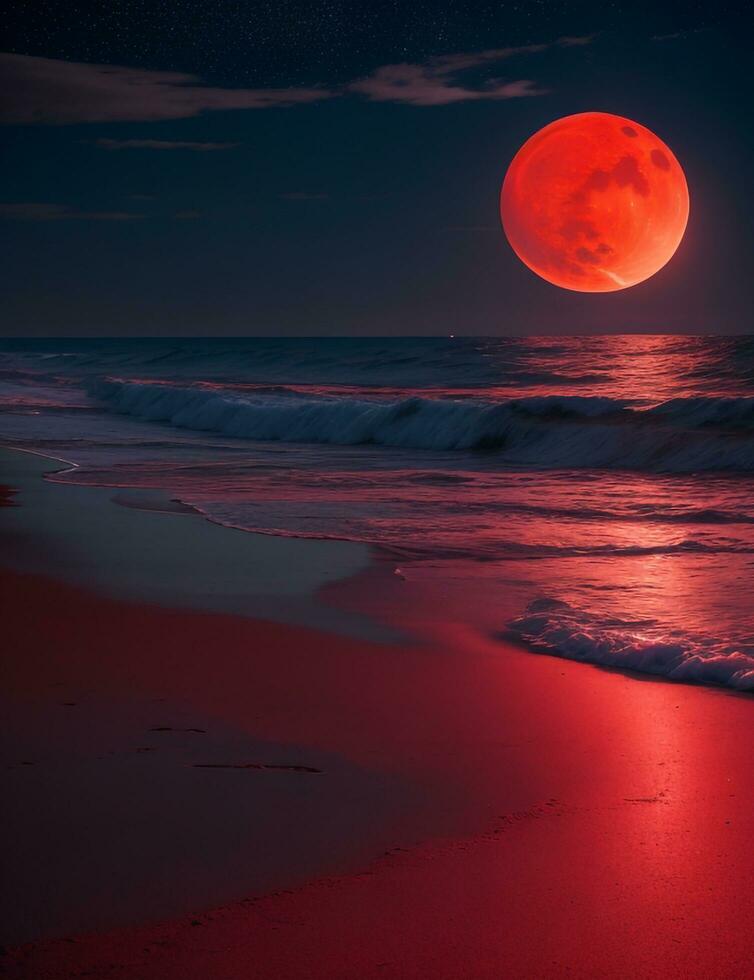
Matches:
[[2, 462, 754, 978]]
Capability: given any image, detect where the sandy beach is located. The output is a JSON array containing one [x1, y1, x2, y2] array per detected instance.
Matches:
[[1, 448, 753, 978], [3, 0, 752, 966]]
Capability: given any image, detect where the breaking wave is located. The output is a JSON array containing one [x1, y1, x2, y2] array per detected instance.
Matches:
[[507, 598, 754, 691], [89, 379, 754, 472]]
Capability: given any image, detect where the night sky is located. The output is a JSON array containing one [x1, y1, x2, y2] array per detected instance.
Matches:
[[1, 1, 748, 336]]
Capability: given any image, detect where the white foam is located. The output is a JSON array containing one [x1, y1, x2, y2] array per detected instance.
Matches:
[[508, 598, 754, 691]]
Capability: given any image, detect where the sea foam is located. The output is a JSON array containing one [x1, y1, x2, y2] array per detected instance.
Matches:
[[508, 598, 754, 690]]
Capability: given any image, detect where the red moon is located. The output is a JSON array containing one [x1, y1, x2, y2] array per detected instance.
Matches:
[[500, 112, 689, 292]]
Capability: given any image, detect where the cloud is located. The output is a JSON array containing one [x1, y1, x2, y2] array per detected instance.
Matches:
[[348, 35, 592, 106], [0, 37, 592, 123], [0, 53, 331, 124], [0, 202, 144, 221], [651, 29, 703, 41], [349, 67, 544, 106], [95, 138, 239, 151]]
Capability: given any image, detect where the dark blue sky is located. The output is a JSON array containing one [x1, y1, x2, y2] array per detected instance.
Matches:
[[1, 1, 748, 335]]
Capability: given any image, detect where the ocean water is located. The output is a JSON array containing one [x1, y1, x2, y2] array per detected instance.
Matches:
[[1, 335, 753, 690]]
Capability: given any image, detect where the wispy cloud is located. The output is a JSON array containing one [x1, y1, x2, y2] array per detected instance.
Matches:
[[0, 53, 331, 124], [0, 37, 593, 123], [348, 36, 592, 106], [651, 29, 703, 41], [0, 202, 144, 221], [349, 69, 544, 106], [95, 138, 239, 151]]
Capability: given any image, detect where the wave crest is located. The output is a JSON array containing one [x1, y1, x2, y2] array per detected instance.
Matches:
[[507, 598, 754, 691], [88, 379, 754, 472]]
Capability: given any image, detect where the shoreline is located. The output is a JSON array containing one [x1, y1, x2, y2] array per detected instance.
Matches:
[[2, 450, 754, 977], [0, 446, 391, 641]]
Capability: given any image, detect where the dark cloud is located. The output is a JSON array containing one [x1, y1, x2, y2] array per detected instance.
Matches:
[[0, 202, 144, 221], [1, 37, 593, 123], [651, 30, 704, 42], [348, 36, 592, 106], [349, 67, 544, 106], [0, 53, 331, 124], [96, 138, 239, 151]]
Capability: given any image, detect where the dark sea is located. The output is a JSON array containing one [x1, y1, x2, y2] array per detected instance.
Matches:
[[1, 335, 753, 690]]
